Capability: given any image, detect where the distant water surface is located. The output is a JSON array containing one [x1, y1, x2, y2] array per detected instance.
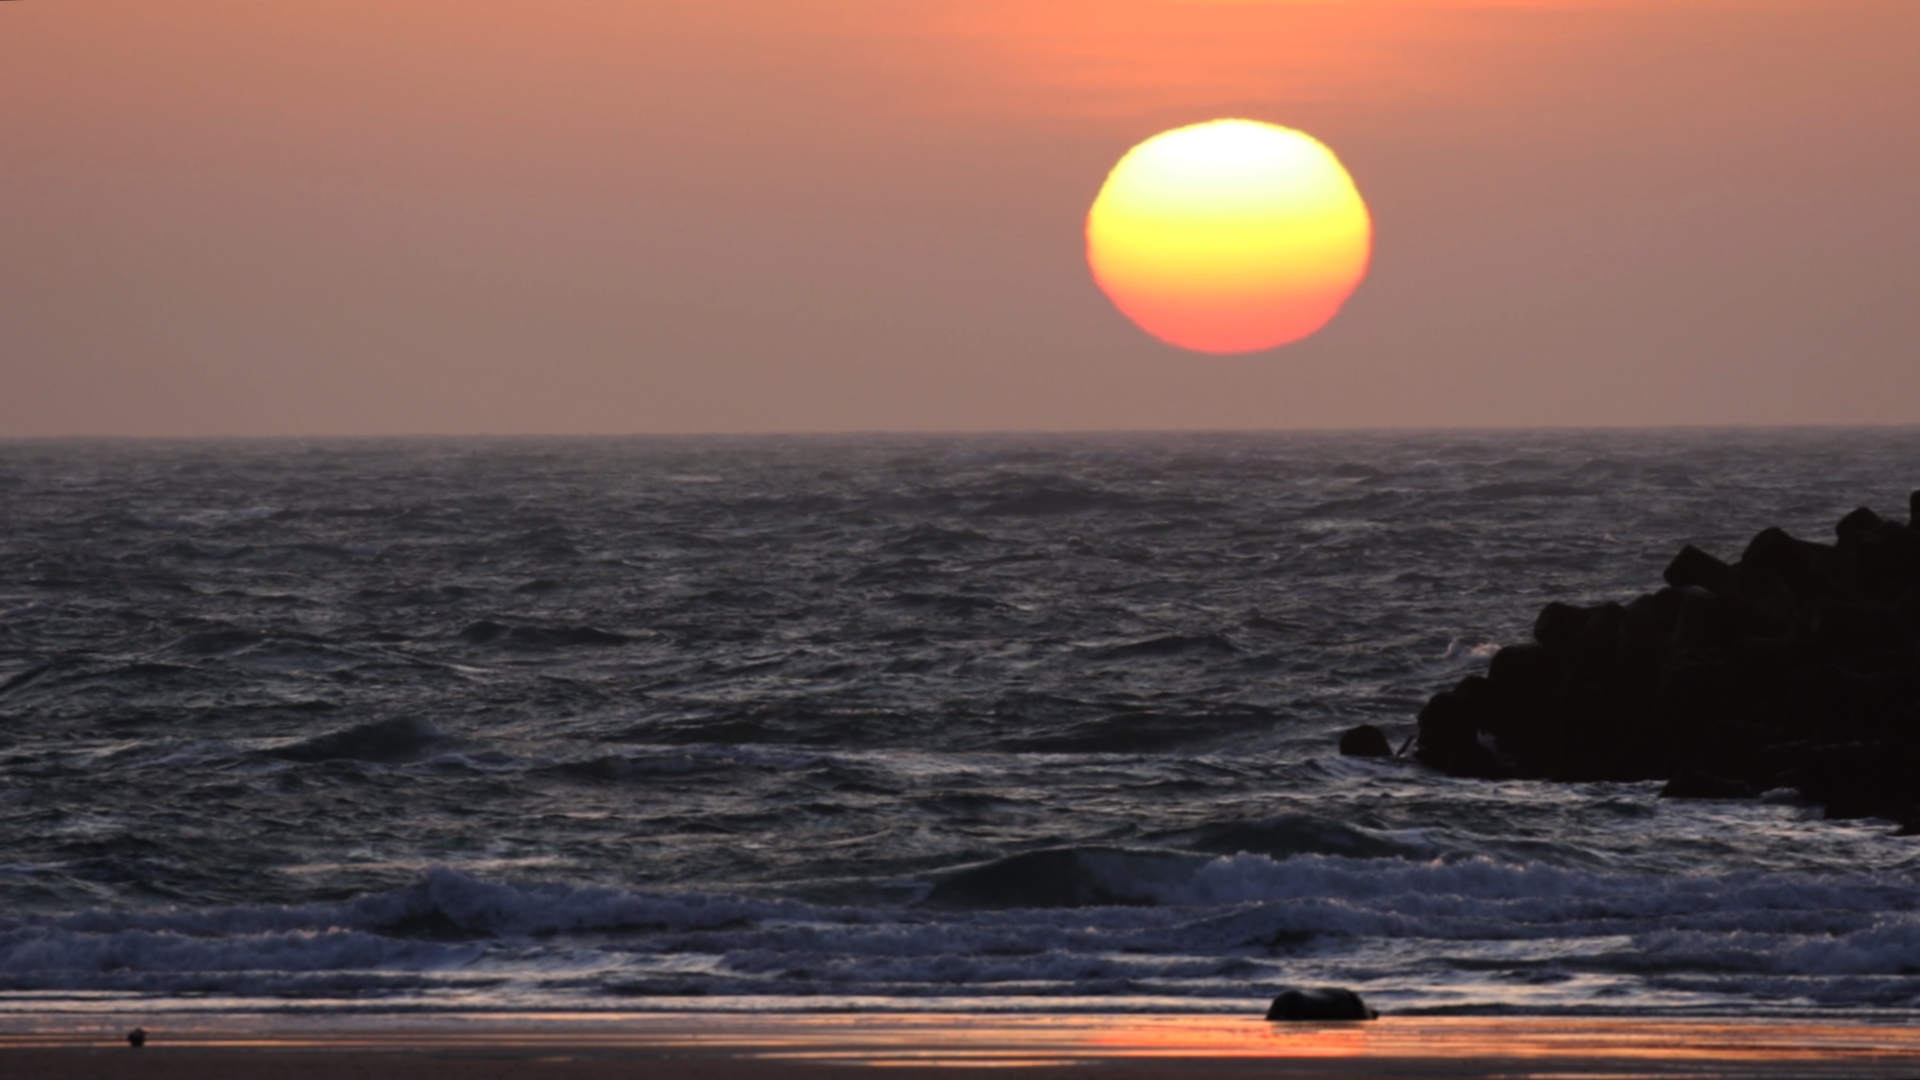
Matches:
[[2, 429, 1919, 1017]]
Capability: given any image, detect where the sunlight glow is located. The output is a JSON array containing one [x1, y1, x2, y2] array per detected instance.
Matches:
[[1086, 119, 1372, 354]]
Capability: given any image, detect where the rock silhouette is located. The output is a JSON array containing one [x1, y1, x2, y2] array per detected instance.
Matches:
[[1265, 986, 1378, 1020], [1407, 494, 1920, 830], [1339, 724, 1393, 758]]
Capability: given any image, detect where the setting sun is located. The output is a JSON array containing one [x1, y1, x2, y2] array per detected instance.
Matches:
[[1086, 119, 1372, 354]]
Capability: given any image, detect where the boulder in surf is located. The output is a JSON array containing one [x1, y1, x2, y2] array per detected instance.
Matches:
[[1338, 724, 1392, 758], [1265, 986, 1377, 1021]]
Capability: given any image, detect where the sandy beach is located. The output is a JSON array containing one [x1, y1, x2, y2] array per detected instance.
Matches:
[[8, 1014, 1920, 1079]]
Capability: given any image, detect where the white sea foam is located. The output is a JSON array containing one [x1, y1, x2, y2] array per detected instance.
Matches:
[[2, 861, 1919, 1012]]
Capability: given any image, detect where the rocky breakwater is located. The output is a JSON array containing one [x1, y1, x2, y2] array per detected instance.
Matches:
[[1411, 492, 1920, 828]]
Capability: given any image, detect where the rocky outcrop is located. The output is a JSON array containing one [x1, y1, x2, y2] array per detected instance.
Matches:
[[1410, 493, 1920, 829]]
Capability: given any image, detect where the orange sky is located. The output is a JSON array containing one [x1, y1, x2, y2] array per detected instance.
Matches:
[[2, 0, 1915, 435]]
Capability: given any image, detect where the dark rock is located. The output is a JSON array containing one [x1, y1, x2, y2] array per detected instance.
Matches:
[[1484, 644, 1559, 766], [1665, 545, 1740, 597], [1810, 601, 1917, 652], [1266, 987, 1377, 1021], [1489, 642, 1558, 687], [1743, 527, 1816, 586], [1395, 494, 1920, 832], [1660, 768, 1757, 800], [1671, 589, 1745, 651], [1836, 507, 1885, 544], [1534, 602, 1600, 649], [1795, 741, 1920, 821], [1848, 519, 1920, 602], [1338, 724, 1393, 758], [127, 1028, 146, 1048], [1414, 676, 1503, 777], [1567, 602, 1627, 669], [1619, 589, 1682, 669], [1731, 565, 1798, 636]]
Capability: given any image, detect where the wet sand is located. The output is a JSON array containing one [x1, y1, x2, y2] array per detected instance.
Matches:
[[7, 1014, 1920, 1078]]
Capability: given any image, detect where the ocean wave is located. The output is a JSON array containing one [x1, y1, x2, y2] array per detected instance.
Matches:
[[10, 432, 1920, 1014], [995, 707, 1277, 753], [268, 716, 448, 764], [3, 862, 1920, 1009], [456, 621, 634, 647]]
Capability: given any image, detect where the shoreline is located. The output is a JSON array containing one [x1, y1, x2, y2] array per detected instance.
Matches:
[[9, 1014, 1920, 1077]]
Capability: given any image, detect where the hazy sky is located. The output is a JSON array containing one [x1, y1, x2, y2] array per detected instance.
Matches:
[[4, 0, 1916, 436]]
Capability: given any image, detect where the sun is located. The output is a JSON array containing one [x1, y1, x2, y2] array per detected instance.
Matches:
[[1086, 119, 1373, 355]]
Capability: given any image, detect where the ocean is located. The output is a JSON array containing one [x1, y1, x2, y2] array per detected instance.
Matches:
[[3, 428, 1919, 1021]]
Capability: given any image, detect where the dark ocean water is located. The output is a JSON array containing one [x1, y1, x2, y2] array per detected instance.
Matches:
[[4, 429, 1920, 1018]]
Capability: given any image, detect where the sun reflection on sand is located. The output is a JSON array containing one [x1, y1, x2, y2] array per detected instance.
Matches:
[[8, 1013, 1920, 1073]]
